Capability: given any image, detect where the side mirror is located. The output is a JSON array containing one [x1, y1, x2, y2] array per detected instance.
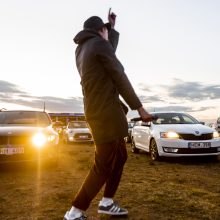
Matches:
[[200, 121, 205, 125]]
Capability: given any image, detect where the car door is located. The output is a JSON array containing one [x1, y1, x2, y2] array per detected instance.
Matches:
[[132, 121, 142, 147], [139, 121, 151, 151]]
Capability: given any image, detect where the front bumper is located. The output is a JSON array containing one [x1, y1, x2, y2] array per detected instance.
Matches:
[[67, 133, 93, 143], [156, 138, 220, 157], [0, 144, 58, 163]]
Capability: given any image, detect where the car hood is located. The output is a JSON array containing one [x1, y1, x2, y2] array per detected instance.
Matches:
[[0, 125, 53, 135], [153, 124, 215, 134]]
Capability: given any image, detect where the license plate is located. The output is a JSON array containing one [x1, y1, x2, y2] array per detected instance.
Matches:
[[188, 142, 211, 148], [79, 135, 88, 139], [0, 147, 24, 155]]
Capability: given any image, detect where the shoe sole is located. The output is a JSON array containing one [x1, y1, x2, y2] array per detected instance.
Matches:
[[98, 210, 128, 215]]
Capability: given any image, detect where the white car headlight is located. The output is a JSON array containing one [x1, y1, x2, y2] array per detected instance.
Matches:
[[160, 131, 179, 139], [213, 131, 219, 139], [32, 133, 47, 148]]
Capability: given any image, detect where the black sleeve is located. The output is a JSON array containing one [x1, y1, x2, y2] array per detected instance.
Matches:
[[95, 40, 142, 110], [108, 29, 119, 52], [119, 100, 129, 115]]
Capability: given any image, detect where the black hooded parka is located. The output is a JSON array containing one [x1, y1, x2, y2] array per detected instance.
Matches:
[[73, 29, 142, 144]]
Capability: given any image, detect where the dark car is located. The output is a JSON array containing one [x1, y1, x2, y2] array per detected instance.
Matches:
[[0, 110, 59, 164]]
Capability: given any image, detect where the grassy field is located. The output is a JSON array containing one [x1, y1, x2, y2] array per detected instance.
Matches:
[[0, 143, 219, 220]]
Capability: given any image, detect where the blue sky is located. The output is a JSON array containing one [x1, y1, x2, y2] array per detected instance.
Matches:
[[0, 0, 220, 122]]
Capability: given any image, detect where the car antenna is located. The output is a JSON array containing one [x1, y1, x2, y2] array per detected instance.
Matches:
[[43, 102, 46, 112]]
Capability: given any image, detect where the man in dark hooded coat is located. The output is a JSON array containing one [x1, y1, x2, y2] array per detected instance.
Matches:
[[64, 10, 153, 220]]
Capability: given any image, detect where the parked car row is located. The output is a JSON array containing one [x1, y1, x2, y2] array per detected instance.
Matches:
[[1, 109, 219, 165], [129, 111, 220, 161], [51, 120, 93, 144], [0, 109, 94, 165]]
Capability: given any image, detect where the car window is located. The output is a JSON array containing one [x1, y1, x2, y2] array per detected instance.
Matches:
[[181, 115, 196, 124], [68, 121, 88, 128], [0, 111, 51, 126], [153, 113, 199, 125], [53, 121, 64, 128]]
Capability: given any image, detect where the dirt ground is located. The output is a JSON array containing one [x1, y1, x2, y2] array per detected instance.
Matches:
[[0, 143, 220, 220]]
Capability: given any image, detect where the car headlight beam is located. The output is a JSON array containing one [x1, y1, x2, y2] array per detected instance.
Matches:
[[32, 133, 47, 148], [160, 131, 179, 139], [213, 131, 219, 139]]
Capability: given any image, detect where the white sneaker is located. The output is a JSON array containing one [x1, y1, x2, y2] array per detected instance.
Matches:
[[63, 211, 87, 220], [98, 201, 128, 216]]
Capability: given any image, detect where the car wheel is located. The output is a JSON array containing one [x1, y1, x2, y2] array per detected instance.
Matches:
[[131, 138, 139, 153], [150, 139, 160, 161]]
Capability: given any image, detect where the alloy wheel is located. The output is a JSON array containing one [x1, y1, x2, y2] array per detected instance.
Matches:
[[150, 139, 160, 161]]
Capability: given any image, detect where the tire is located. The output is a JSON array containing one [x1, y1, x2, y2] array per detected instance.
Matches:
[[149, 139, 160, 161], [131, 138, 139, 153]]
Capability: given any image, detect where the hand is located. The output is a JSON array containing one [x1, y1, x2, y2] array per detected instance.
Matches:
[[137, 106, 154, 122], [108, 8, 116, 28]]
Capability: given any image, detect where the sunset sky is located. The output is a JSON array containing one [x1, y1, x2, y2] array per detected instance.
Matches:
[[1, 0, 220, 122]]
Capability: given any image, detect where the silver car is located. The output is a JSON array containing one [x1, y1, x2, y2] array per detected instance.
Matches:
[[0, 110, 59, 164]]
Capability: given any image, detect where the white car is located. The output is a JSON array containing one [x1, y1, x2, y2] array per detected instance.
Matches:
[[131, 112, 220, 161], [63, 121, 93, 144], [125, 121, 135, 143], [211, 117, 220, 133]]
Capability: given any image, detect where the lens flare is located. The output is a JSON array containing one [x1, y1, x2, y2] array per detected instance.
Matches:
[[33, 133, 47, 148]]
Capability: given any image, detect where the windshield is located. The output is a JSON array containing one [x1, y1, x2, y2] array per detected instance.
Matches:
[[68, 121, 88, 128], [53, 122, 64, 128], [0, 111, 51, 126], [152, 113, 199, 125]]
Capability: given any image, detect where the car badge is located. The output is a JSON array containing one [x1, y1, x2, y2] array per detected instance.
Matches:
[[194, 131, 200, 135]]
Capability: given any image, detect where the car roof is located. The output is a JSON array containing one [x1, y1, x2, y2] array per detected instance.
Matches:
[[150, 111, 186, 114], [0, 110, 47, 113]]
